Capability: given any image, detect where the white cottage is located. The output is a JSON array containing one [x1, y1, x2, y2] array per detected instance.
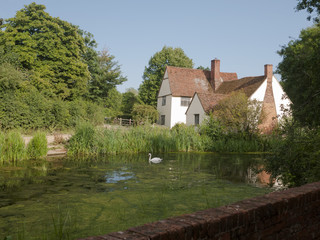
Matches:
[[157, 60, 237, 128], [157, 59, 291, 132]]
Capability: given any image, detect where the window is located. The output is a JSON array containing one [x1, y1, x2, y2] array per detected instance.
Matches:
[[194, 114, 200, 125], [181, 97, 191, 107], [162, 96, 166, 106], [160, 115, 165, 125]]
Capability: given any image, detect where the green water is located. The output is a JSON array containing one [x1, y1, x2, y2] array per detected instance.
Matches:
[[0, 153, 272, 240]]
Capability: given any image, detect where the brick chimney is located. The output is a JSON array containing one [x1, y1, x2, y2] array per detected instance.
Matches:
[[260, 63, 277, 134], [211, 59, 221, 91], [264, 64, 273, 81]]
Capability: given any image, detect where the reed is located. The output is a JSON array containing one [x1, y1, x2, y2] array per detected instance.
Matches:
[[26, 131, 48, 159], [67, 123, 203, 156], [1, 130, 26, 162], [67, 121, 97, 155], [207, 134, 281, 153]]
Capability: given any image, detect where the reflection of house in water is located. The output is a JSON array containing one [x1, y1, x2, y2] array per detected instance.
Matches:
[[246, 166, 283, 188]]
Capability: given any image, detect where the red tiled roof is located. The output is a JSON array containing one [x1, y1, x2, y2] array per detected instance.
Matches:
[[166, 66, 267, 113], [167, 66, 238, 97], [215, 75, 266, 97], [197, 93, 227, 113]]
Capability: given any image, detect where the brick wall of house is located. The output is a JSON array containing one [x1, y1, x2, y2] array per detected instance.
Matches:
[[79, 181, 320, 240]]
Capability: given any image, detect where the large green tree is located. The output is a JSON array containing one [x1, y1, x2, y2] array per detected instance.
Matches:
[[277, 23, 320, 127], [0, 2, 90, 100], [139, 46, 193, 106], [80, 31, 126, 103]]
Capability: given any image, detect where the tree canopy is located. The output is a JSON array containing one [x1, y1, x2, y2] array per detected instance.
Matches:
[[277, 23, 320, 127], [212, 91, 263, 135], [0, 2, 90, 99], [139, 46, 193, 106], [0, 3, 126, 129]]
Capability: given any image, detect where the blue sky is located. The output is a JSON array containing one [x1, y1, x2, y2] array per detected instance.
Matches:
[[0, 0, 313, 92]]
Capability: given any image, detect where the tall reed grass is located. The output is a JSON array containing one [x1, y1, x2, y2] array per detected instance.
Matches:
[[67, 122, 203, 156], [1, 130, 26, 162], [0, 130, 48, 163], [27, 131, 48, 159]]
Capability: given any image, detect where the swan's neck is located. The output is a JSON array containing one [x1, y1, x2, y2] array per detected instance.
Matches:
[[148, 154, 151, 162]]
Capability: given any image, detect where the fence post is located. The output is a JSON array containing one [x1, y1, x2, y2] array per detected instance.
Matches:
[[120, 118, 122, 126]]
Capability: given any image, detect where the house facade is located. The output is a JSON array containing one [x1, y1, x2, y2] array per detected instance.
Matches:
[[157, 60, 237, 128], [185, 62, 291, 132], [157, 59, 291, 131]]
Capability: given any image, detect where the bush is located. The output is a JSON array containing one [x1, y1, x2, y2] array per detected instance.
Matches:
[[264, 125, 320, 187], [26, 131, 48, 159]]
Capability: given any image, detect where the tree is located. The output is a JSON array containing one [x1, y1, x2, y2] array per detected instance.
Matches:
[[80, 30, 127, 103], [0, 3, 90, 100], [212, 91, 263, 135], [104, 87, 122, 118], [277, 23, 320, 127], [139, 46, 193, 106], [132, 104, 159, 124], [296, 0, 320, 22], [121, 89, 142, 117]]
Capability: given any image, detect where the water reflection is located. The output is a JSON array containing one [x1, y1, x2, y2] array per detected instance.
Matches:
[[105, 167, 136, 183]]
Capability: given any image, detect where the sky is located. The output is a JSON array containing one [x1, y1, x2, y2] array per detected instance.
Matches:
[[0, 0, 313, 93]]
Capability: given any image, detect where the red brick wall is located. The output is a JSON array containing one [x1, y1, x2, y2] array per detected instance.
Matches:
[[79, 181, 320, 240]]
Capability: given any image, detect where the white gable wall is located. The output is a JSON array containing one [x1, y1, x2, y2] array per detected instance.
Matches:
[[158, 73, 171, 96], [157, 71, 172, 128], [170, 97, 188, 128], [157, 94, 172, 128], [272, 76, 291, 119], [249, 78, 267, 102], [186, 94, 206, 126]]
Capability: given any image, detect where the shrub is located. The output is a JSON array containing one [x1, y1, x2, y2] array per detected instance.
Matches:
[[264, 125, 320, 187]]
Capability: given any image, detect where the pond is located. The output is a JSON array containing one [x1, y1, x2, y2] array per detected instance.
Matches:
[[0, 153, 272, 240]]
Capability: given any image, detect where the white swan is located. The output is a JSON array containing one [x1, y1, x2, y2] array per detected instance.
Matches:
[[148, 153, 162, 164]]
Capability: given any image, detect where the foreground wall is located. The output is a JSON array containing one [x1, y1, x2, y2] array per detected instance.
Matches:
[[79, 182, 320, 240]]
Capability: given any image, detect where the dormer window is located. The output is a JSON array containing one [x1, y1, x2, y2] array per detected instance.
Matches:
[[181, 97, 191, 106]]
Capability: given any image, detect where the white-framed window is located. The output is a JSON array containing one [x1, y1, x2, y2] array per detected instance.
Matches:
[[160, 115, 165, 125], [162, 96, 166, 106], [194, 114, 200, 125], [181, 97, 191, 107]]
